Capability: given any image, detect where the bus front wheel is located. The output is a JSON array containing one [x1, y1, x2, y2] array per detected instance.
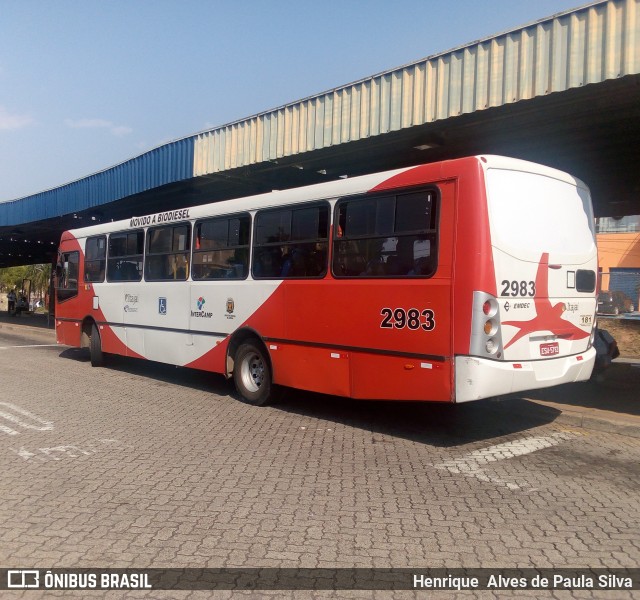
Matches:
[[233, 341, 272, 406], [90, 324, 105, 367]]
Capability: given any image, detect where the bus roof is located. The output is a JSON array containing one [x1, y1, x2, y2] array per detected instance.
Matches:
[[63, 155, 585, 238]]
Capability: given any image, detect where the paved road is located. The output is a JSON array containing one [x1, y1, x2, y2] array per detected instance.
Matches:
[[0, 328, 638, 599]]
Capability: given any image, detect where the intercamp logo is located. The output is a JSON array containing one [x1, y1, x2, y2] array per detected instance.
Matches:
[[191, 296, 212, 319]]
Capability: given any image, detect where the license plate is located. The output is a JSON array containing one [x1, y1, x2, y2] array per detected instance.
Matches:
[[540, 342, 560, 356]]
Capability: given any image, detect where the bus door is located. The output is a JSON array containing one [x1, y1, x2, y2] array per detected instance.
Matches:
[[141, 224, 192, 364], [188, 214, 260, 368], [105, 230, 145, 357]]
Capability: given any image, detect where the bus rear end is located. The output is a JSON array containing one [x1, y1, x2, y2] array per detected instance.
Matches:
[[455, 156, 597, 402]]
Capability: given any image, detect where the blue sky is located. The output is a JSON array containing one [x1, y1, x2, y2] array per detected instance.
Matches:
[[0, 0, 587, 202]]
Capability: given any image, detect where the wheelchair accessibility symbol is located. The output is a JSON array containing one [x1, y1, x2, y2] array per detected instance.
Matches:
[[158, 297, 167, 315]]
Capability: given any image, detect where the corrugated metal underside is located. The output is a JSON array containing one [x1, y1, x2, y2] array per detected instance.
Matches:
[[194, 0, 638, 174], [2, 0, 638, 229], [0, 139, 194, 226]]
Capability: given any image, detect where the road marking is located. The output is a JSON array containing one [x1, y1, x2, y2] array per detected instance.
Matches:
[[434, 431, 578, 491], [9, 439, 133, 462], [0, 344, 58, 350], [0, 402, 53, 436]]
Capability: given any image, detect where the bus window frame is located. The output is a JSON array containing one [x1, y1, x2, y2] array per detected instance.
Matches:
[[192, 212, 251, 281], [106, 229, 145, 282], [56, 250, 79, 302], [331, 187, 440, 279], [144, 222, 191, 282], [252, 201, 330, 280], [84, 235, 107, 283]]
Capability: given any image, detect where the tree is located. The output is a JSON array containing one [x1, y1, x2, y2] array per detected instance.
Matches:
[[0, 264, 51, 299], [25, 264, 52, 300], [0, 266, 27, 292]]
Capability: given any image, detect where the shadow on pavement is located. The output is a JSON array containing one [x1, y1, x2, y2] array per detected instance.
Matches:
[[59, 348, 560, 447], [523, 363, 640, 419], [273, 391, 561, 448], [11, 309, 638, 440], [59, 348, 234, 397]]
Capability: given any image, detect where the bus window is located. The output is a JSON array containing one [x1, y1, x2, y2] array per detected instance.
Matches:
[[145, 224, 191, 281], [84, 235, 106, 283], [192, 214, 250, 280], [253, 203, 329, 279], [107, 230, 144, 282], [56, 251, 79, 301], [332, 189, 438, 278]]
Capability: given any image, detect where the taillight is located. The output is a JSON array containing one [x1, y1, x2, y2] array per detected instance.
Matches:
[[470, 292, 504, 359], [485, 338, 499, 354], [483, 319, 497, 335]]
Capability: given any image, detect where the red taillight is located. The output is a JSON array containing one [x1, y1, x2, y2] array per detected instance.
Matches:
[[483, 301, 491, 315]]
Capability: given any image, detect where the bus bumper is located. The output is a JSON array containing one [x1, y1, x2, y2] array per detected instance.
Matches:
[[454, 347, 596, 403]]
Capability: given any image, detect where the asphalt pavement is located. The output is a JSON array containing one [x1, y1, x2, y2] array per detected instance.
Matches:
[[1, 310, 638, 439]]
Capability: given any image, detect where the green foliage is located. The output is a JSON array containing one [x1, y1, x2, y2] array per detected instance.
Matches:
[[0, 264, 51, 297], [0, 266, 27, 291]]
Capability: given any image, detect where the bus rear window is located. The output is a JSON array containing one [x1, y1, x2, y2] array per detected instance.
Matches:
[[332, 189, 438, 278], [486, 169, 595, 262]]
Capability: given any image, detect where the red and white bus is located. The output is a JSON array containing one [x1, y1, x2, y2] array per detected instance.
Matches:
[[55, 155, 598, 405]]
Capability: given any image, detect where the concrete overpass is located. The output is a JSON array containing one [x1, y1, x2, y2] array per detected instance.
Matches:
[[1, 0, 639, 267]]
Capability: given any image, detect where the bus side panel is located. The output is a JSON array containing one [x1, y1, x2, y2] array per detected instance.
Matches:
[[450, 161, 495, 357], [56, 235, 86, 348], [269, 344, 351, 397], [184, 336, 229, 374], [96, 322, 143, 358], [56, 319, 81, 347], [270, 177, 456, 402], [56, 234, 143, 359], [350, 354, 452, 401]]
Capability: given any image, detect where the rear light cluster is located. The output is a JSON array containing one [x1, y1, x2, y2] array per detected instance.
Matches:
[[470, 292, 504, 359]]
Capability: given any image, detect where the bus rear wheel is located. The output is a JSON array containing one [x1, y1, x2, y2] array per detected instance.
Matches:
[[90, 324, 105, 367], [233, 341, 272, 406]]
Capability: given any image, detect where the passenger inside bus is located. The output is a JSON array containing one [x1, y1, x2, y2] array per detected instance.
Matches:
[[254, 249, 282, 278]]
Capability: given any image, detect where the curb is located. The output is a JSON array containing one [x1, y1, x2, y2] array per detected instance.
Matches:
[[549, 406, 640, 439], [522, 391, 640, 439]]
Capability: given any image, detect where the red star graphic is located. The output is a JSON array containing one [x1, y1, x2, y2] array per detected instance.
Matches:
[[503, 253, 590, 350]]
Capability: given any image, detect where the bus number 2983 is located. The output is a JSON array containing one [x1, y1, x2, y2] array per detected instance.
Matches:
[[380, 308, 436, 331], [500, 280, 536, 297]]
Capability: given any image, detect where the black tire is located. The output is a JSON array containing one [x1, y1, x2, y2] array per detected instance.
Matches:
[[233, 341, 272, 406], [90, 324, 105, 367]]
